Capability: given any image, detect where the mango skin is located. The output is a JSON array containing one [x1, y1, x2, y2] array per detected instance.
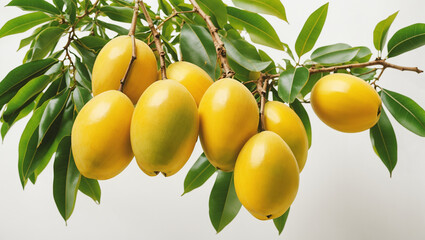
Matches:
[[264, 101, 309, 172], [198, 78, 259, 172], [167, 61, 214, 106], [71, 90, 134, 180], [92, 36, 157, 104], [234, 131, 300, 220], [131, 80, 198, 177], [311, 73, 382, 133]]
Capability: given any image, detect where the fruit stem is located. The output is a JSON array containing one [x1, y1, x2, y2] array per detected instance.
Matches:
[[119, 1, 139, 92], [257, 74, 269, 131], [188, 0, 234, 78], [140, 0, 168, 80]]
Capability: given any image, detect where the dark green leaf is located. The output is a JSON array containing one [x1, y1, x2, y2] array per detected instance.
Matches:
[[38, 89, 70, 145], [96, 20, 128, 35], [72, 86, 92, 112], [295, 3, 329, 57], [78, 36, 108, 52], [158, 0, 173, 15], [53, 137, 81, 221], [7, 0, 61, 15], [387, 23, 425, 58], [36, 74, 66, 108], [183, 153, 216, 195], [232, 0, 287, 22], [350, 68, 377, 81], [290, 99, 312, 148], [32, 27, 65, 60], [227, 7, 284, 50], [370, 108, 397, 176], [0, 12, 51, 38], [180, 24, 217, 79], [373, 11, 398, 51], [71, 41, 96, 71], [0, 58, 58, 98], [300, 72, 327, 97], [198, 0, 227, 28], [273, 208, 290, 235], [53, 0, 65, 12], [209, 171, 241, 233], [100, 6, 134, 23], [64, 0, 77, 23], [1, 100, 36, 140], [74, 57, 92, 90], [311, 43, 359, 65], [3, 75, 51, 117], [381, 89, 425, 137], [79, 176, 101, 204], [278, 67, 309, 103]]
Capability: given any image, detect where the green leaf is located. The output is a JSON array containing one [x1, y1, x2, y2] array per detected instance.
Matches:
[[278, 67, 309, 103], [350, 68, 377, 81], [38, 89, 70, 145], [209, 171, 241, 233], [71, 40, 97, 71], [381, 89, 425, 137], [64, 0, 77, 23], [180, 24, 217, 79], [36, 74, 66, 108], [231, 0, 287, 22], [258, 50, 276, 74], [158, 0, 173, 15], [78, 36, 108, 52], [387, 23, 425, 58], [0, 12, 51, 38], [183, 153, 216, 195], [352, 46, 372, 63], [295, 3, 329, 57], [53, 137, 81, 221], [311, 43, 359, 65], [96, 20, 128, 35], [370, 108, 397, 176], [74, 57, 92, 90], [290, 99, 312, 148], [300, 72, 327, 97], [7, 0, 61, 15], [1, 100, 35, 140], [273, 208, 290, 235], [100, 6, 134, 23], [0, 58, 58, 98], [72, 86, 92, 112], [79, 176, 101, 204], [227, 7, 284, 50], [32, 27, 65, 60], [373, 11, 398, 51], [53, 0, 65, 12], [198, 0, 227, 28], [3, 75, 51, 117]]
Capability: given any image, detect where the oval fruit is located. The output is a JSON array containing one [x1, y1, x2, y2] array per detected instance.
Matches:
[[264, 101, 309, 172], [198, 78, 259, 172], [131, 80, 198, 177], [234, 131, 299, 220], [71, 90, 134, 180], [92, 36, 157, 104], [311, 73, 382, 133], [166, 61, 214, 106]]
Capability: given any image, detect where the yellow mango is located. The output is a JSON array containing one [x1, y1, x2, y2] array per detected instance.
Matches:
[[166, 61, 214, 106], [234, 131, 299, 220], [71, 90, 134, 180], [264, 101, 309, 172], [131, 80, 198, 177], [311, 73, 381, 133], [198, 78, 259, 172], [92, 36, 157, 104]]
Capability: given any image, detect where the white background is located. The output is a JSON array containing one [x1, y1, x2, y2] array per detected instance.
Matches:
[[1, 0, 425, 239]]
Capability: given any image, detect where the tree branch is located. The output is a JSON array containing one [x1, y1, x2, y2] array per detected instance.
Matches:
[[269, 59, 423, 78], [188, 0, 234, 78], [140, 0, 167, 80]]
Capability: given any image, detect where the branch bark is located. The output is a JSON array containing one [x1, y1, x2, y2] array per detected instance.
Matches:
[[140, 0, 167, 80], [188, 0, 234, 78]]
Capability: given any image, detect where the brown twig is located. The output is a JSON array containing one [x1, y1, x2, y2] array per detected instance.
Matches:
[[140, 0, 167, 80], [118, 1, 139, 92], [188, 0, 234, 78], [77, 0, 100, 19], [256, 75, 269, 131]]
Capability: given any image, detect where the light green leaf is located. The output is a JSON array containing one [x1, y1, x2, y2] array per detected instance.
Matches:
[[387, 23, 425, 58], [183, 153, 216, 195], [295, 3, 329, 57], [311, 43, 359, 65], [100, 6, 134, 23], [227, 7, 284, 50], [373, 11, 398, 51], [32, 27, 65, 60], [7, 0, 61, 15], [79, 176, 101, 204], [198, 0, 227, 28], [72, 86, 92, 113], [273, 208, 290, 235], [278, 67, 309, 103], [232, 0, 287, 22], [0, 12, 51, 38]]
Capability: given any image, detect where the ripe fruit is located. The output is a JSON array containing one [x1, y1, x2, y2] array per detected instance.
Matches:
[[166, 61, 214, 106], [131, 80, 198, 177], [71, 90, 134, 180], [264, 101, 309, 172], [92, 36, 157, 104], [311, 73, 382, 133], [199, 78, 259, 172], [234, 131, 299, 220]]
